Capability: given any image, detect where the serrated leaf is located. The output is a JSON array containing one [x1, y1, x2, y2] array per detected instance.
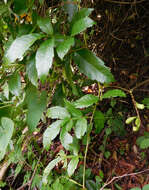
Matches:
[[37, 17, 53, 35], [102, 89, 126, 99], [26, 85, 47, 131], [75, 117, 87, 139], [143, 184, 149, 190], [42, 157, 62, 184], [60, 127, 73, 150], [26, 56, 38, 87], [43, 120, 62, 149], [36, 38, 54, 82], [8, 72, 21, 96], [74, 94, 98, 108], [56, 37, 74, 60], [47, 106, 70, 119], [0, 117, 14, 161], [73, 49, 114, 84], [5, 33, 43, 63], [71, 17, 95, 36], [140, 138, 149, 149], [65, 100, 82, 117], [94, 110, 105, 134], [67, 156, 79, 176]]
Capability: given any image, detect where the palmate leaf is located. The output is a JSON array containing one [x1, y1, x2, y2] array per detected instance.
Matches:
[[102, 89, 126, 99], [4, 33, 43, 64], [43, 120, 62, 149], [0, 117, 14, 161], [73, 49, 114, 84], [74, 94, 99, 108], [36, 38, 54, 83]]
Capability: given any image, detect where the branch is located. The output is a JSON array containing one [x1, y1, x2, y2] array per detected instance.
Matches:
[[100, 168, 149, 190]]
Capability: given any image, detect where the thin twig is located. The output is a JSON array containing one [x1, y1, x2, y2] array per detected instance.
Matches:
[[100, 168, 149, 190], [104, 0, 146, 5]]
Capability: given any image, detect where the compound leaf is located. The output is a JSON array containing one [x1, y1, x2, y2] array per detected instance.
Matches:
[[67, 156, 79, 176], [75, 117, 87, 139]]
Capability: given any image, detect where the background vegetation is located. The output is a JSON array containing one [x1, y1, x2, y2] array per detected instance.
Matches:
[[0, 0, 149, 189]]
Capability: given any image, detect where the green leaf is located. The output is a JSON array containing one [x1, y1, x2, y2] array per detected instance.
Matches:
[[43, 120, 62, 149], [56, 37, 74, 60], [14, 0, 28, 14], [142, 97, 149, 108], [73, 49, 114, 84], [26, 85, 47, 131], [5, 33, 43, 63], [74, 94, 98, 108], [71, 8, 94, 25], [75, 117, 87, 139], [8, 72, 21, 96], [126, 116, 136, 124], [60, 127, 73, 150], [86, 180, 97, 190], [102, 89, 126, 99], [36, 38, 54, 82], [67, 156, 79, 176], [94, 110, 105, 134], [143, 184, 149, 190], [140, 138, 149, 149], [37, 17, 53, 35], [47, 106, 70, 119], [0, 117, 14, 161], [26, 56, 38, 87], [71, 17, 95, 36], [130, 188, 141, 190], [65, 100, 82, 117], [42, 157, 62, 185]]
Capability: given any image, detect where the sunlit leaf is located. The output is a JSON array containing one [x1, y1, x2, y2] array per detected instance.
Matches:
[[36, 38, 54, 82], [75, 117, 87, 139], [0, 117, 14, 161], [47, 106, 70, 119], [42, 157, 62, 184], [5, 33, 43, 63], [67, 156, 79, 176], [60, 127, 73, 150], [43, 120, 62, 149]]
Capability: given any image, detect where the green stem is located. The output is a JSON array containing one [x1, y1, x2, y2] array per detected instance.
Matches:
[[83, 104, 97, 189]]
